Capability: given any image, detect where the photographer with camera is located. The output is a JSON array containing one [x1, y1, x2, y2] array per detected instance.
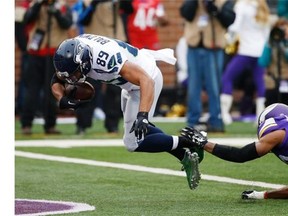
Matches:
[[20, 0, 73, 135], [258, 18, 288, 106], [73, 0, 127, 135], [180, 0, 235, 133]]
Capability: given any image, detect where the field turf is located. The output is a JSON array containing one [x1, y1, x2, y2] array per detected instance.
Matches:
[[15, 119, 287, 216]]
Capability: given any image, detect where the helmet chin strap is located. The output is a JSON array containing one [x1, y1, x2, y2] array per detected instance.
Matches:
[[65, 73, 86, 85], [57, 70, 86, 85], [76, 74, 86, 84]]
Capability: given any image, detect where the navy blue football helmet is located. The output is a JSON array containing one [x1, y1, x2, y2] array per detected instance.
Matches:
[[53, 38, 92, 84]]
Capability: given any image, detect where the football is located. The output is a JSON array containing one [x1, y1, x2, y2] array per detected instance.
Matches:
[[64, 81, 95, 100]]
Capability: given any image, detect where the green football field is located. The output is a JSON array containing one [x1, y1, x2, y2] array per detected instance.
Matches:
[[15, 119, 287, 216]]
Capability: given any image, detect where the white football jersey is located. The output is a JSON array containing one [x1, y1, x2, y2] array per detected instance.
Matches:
[[76, 34, 158, 91]]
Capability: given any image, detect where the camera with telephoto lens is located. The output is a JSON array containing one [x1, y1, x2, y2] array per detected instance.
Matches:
[[270, 26, 285, 44]]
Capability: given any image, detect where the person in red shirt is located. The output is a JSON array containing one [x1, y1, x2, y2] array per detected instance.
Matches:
[[123, 0, 169, 50]]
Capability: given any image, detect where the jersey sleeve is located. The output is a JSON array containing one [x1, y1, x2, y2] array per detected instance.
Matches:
[[258, 115, 288, 139], [258, 117, 278, 139]]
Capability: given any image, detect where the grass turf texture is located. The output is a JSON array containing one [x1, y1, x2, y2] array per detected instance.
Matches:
[[15, 119, 287, 215]]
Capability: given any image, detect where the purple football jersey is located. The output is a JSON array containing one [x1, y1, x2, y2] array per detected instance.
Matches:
[[258, 115, 288, 164]]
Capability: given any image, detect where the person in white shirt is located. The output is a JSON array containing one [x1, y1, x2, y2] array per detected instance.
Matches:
[[220, 0, 275, 125]]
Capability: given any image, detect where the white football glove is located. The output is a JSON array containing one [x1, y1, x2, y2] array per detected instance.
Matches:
[[241, 190, 266, 199]]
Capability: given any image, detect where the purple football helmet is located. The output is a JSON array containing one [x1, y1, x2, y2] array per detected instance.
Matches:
[[258, 103, 288, 127]]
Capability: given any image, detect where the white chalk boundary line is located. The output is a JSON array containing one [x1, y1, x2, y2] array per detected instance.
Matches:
[[33, 115, 255, 125], [15, 138, 257, 148], [15, 150, 285, 190], [15, 199, 95, 216], [15, 139, 124, 148]]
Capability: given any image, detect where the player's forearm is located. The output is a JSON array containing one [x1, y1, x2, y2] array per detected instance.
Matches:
[[266, 187, 288, 199], [139, 77, 154, 113], [204, 142, 260, 163], [51, 83, 65, 101]]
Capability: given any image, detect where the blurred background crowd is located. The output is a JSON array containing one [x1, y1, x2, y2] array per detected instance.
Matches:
[[14, 0, 288, 135]]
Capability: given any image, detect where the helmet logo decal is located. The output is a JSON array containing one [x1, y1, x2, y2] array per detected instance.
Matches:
[[75, 43, 84, 64]]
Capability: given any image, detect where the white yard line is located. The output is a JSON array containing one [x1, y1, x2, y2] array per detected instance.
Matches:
[[15, 139, 124, 148], [15, 150, 285, 190], [32, 117, 187, 125], [15, 138, 257, 148]]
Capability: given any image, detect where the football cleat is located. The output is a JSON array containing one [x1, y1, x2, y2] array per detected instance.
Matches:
[[190, 147, 204, 163], [181, 149, 201, 190]]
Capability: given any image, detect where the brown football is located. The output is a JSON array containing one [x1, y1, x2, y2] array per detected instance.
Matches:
[[64, 81, 95, 100]]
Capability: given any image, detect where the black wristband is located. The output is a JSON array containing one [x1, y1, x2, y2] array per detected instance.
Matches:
[[137, 112, 148, 119]]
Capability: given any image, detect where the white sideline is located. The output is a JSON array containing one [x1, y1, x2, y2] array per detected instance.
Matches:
[[15, 150, 285, 190], [15, 138, 257, 148], [15, 139, 124, 148], [32, 116, 187, 125]]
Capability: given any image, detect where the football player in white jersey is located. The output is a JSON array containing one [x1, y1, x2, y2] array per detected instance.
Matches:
[[181, 103, 288, 199], [51, 34, 203, 189]]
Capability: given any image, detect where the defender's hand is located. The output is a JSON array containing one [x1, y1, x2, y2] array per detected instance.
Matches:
[[242, 190, 266, 199], [180, 127, 208, 148], [129, 112, 149, 141]]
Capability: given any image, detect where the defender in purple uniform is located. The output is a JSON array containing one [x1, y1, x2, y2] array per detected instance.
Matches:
[[180, 103, 288, 199]]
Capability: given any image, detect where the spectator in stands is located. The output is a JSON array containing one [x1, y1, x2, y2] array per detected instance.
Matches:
[[180, 0, 235, 132], [122, 0, 169, 50], [258, 19, 288, 106], [15, 0, 31, 116], [175, 37, 188, 89], [277, 0, 288, 19], [175, 36, 189, 103], [21, 0, 73, 135], [69, 0, 104, 135], [71, 0, 84, 35], [76, 0, 127, 134], [220, 0, 274, 125]]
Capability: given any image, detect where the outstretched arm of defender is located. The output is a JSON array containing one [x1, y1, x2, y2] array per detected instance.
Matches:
[[204, 130, 284, 163]]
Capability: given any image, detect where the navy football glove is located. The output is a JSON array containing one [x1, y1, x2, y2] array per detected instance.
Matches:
[[59, 96, 88, 110], [130, 112, 150, 141]]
